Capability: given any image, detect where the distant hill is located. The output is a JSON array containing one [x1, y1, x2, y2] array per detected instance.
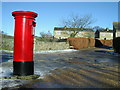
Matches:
[[0, 33, 14, 50], [1, 33, 40, 39], [0, 33, 41, 50], [1, 33, 14, 39]]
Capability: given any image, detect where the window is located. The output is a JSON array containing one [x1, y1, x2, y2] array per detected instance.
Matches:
[[101, 34, 105, 36], [56, 31, 61, 35], [67, 32, 72, 34]]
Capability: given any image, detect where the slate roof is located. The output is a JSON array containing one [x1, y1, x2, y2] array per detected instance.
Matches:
[[113, 22, 120, 31], [54, 27, 94, 32], [96, 29, 113, 33]]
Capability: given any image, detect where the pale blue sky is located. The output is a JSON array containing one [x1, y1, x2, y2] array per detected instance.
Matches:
[[2, 2, 118, 36]]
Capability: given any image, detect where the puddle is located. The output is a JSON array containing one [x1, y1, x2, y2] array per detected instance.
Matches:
[[68, 61, 88, 64], [96, 58, 118, 63], [0, 54, 13, 63]]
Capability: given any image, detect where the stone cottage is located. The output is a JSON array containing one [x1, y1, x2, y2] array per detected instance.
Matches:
[[113, 22, 120, 38], [95, 28, 113, 40], [113, 22, 120, 53], [54, 27, 94, 39]]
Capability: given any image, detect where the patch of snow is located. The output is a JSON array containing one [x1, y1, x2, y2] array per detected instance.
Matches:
[[34, 49, 78, 54], [0, 67, 2, 77], [0, 67, 13, 78], [2, 49, 78, 54], [0, 79, 28, 89], [0, 50, 2, 52], [96, 58, 112, 63], [34, 71, 50, 79], [2, 50, 13, 53], [7, 59, 13, 63], [34, 66, 57, 79], [106, 51, 119, 56]]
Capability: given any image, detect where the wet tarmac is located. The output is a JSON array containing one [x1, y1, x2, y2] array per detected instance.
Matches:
[[1, 48, 120, 89]]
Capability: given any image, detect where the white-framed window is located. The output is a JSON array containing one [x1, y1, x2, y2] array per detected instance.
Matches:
[[117, 32, 120, 37], [78, 32, 81, 34], [101, 34, 105, 36], [56, 31, 61, 35], [67, 32, 72, 34]]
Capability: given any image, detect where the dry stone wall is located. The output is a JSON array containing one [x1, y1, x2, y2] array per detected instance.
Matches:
[[34, 41, 69, 50]]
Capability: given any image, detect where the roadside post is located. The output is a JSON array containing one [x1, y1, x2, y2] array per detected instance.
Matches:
[[12, 11, 38, 76]]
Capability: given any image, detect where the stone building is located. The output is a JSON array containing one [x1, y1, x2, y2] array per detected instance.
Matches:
[[113, 22, 120, 53], [54, 27, 94, 39], [95, 29, 113, 40], [113, 22, 120, 38]]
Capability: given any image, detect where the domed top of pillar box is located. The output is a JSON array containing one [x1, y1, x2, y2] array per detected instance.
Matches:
[[12, 11, 38, 18]]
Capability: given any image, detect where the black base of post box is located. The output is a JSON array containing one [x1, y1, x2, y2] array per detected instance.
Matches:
[[13, 61, 34, 76]]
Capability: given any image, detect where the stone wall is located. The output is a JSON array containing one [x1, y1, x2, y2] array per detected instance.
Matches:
[[2, 37, 113, 51], [68, 37, 113, 50], [2, 39, 70, 51], [2, 39, 14, 50], [68, 37, 95, 49], [113, 37, 120, 53], [95, 39, 113, 47], [34, 41, 69, 51]]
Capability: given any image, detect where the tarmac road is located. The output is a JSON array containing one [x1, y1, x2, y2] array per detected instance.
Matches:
[[1, 48, 120, 89], [22, 48, 119, 88]]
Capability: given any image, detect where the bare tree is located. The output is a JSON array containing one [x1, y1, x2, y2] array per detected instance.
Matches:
[[40, 31, 52, 38], [40, 31, 53, 42], [83, 32, 94, 38], [62, 14, 95, 37], [93, 26, 104, 32]]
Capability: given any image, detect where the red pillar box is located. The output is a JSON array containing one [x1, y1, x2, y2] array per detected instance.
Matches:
[[12, 11, 38, 76]]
